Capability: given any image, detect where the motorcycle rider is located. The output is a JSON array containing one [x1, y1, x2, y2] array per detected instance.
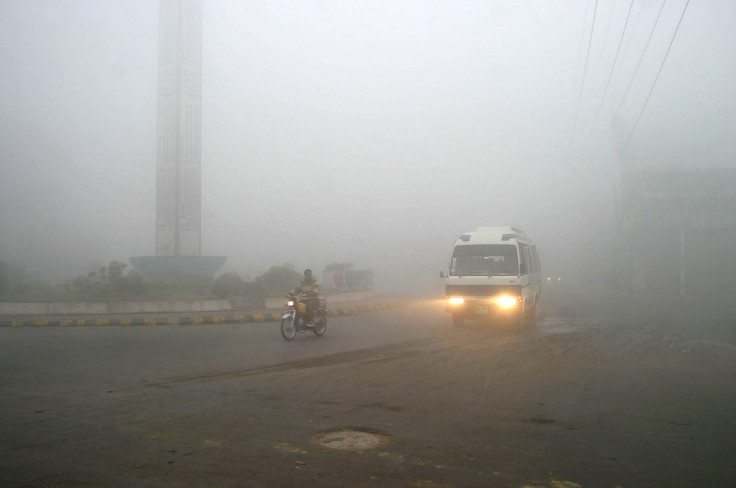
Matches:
[[291, 269, 320, 326]]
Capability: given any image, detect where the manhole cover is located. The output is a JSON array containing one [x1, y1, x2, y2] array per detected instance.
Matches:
[[315, 428, 390, 451]]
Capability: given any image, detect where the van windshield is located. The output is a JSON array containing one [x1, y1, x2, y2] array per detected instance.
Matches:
[[449, 244, 519, 276]]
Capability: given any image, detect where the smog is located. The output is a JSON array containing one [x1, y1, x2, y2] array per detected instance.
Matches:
[[1, 1, 734, 312], [1, 3, 736, 487]]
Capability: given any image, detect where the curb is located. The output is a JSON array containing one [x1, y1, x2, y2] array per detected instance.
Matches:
[[0, 301, 405, 328]]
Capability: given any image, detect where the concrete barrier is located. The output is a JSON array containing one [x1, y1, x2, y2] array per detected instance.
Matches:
[[0, 292, 376, 316], [263, 291, 375, 309], [0, 299, 406, 328], [0, 299, 233, 316], [0, 303, 50, 315]]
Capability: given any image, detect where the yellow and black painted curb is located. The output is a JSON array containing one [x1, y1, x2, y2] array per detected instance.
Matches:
[[0, 301, 405, 328]]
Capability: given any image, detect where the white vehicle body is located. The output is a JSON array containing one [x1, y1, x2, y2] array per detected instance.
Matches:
[[443, 226, 541, 326]]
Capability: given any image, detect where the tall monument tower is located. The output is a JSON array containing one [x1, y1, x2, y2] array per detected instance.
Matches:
[[131, 0, 225, 278], [157, 0, 202, 257]]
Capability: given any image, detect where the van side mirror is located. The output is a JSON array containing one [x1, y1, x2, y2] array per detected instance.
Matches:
[[519, 264, 528, 275], [439, 271, 445, 278]]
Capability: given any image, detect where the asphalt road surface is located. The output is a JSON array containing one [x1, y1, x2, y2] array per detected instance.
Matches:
[[1, 297, 734, 487]]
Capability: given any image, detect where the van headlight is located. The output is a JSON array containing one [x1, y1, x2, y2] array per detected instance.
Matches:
[[494, 296, 519, 308], [448, 297, 465, 305]]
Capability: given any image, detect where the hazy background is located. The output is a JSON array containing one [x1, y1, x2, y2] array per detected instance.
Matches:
[[1, 0, 734, 293]]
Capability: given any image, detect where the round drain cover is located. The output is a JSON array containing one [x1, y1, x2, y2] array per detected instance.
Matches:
[[315, 428, 389, 451]]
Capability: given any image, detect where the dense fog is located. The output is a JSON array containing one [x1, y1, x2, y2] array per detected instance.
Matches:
[[1, 0, 734, 296]]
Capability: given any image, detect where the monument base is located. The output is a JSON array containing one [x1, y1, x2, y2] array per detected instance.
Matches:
[[129, 256, 226, 279]]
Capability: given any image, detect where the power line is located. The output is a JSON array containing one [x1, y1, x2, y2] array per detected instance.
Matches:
[[584, 0, 635, 153], [622, 0, 691, 155], [619, 0, 648, 74], [567, 0, 599, 156], [577, 0, 592, 66], [616, 0, 667, 116], [600, 0, 666, 146], [589, 0, 618, 97]]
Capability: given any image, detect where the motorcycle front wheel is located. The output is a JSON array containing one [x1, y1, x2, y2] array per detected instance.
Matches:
[[280, 316, 297, 341], [312, 313, 327, 337]]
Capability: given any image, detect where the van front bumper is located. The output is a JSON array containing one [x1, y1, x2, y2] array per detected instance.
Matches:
[[445, 296, 521, 317]]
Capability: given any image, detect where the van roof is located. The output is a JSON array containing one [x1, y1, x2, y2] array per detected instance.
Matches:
[[474, 226, 525, 235], [455, 226, 532, 245]]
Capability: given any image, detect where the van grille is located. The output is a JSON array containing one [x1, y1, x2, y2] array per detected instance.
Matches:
[[445, 285, 521, 297]]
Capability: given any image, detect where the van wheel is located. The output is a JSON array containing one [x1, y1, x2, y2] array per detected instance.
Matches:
[[452, 314, 464, 327]]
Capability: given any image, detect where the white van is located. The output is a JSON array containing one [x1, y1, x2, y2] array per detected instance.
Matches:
[[441, 226, 541, 326]]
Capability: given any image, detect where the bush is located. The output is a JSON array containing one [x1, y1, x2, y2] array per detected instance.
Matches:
[[241, 281, 262, 297], [163, 274, 212, 297], [126, 270, 147, 295], [211, 272, 244, 299], [255, 264, 301, 297], [108, 261, 129, 292], [68, 261, 193, 299]]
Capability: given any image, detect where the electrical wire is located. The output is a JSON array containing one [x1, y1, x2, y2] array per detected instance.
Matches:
[[618, 0, 648, 74], [622, 0, 691, 155], [567, 0, 599, 156], [589, 0, 618, 98], [615, 0, 667, 122], [577, 0, 592, 66], [598, 0, 665, 148], [584, 0, 635, 152]]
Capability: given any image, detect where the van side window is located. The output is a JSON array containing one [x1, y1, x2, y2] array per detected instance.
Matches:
[[519, 243, 528, 275], [529, 246, 538, 275]]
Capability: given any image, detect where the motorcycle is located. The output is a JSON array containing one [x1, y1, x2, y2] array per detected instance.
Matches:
[[280, 294, 327, 341]]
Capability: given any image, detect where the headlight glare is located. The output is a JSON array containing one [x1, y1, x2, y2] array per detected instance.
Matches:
[[448, 297, 465, 305], [495, 296, 519, 308]]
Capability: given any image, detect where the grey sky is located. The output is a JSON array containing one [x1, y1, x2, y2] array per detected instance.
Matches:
[[1, 0, 734, 287]]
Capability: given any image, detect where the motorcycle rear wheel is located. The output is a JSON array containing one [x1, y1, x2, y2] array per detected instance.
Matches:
[[312, 313, 327, 336], [280, 316, 297, 341]]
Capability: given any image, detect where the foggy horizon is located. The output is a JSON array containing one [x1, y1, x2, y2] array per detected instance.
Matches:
[[1, 0, 734, 292]]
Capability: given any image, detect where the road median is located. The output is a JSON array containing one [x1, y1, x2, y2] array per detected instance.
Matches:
[[0, 296, 407, 328]]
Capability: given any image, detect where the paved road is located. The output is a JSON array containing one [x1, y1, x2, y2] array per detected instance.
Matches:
[[0, 298, 448, 395], [1, 298, 734, 487]]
